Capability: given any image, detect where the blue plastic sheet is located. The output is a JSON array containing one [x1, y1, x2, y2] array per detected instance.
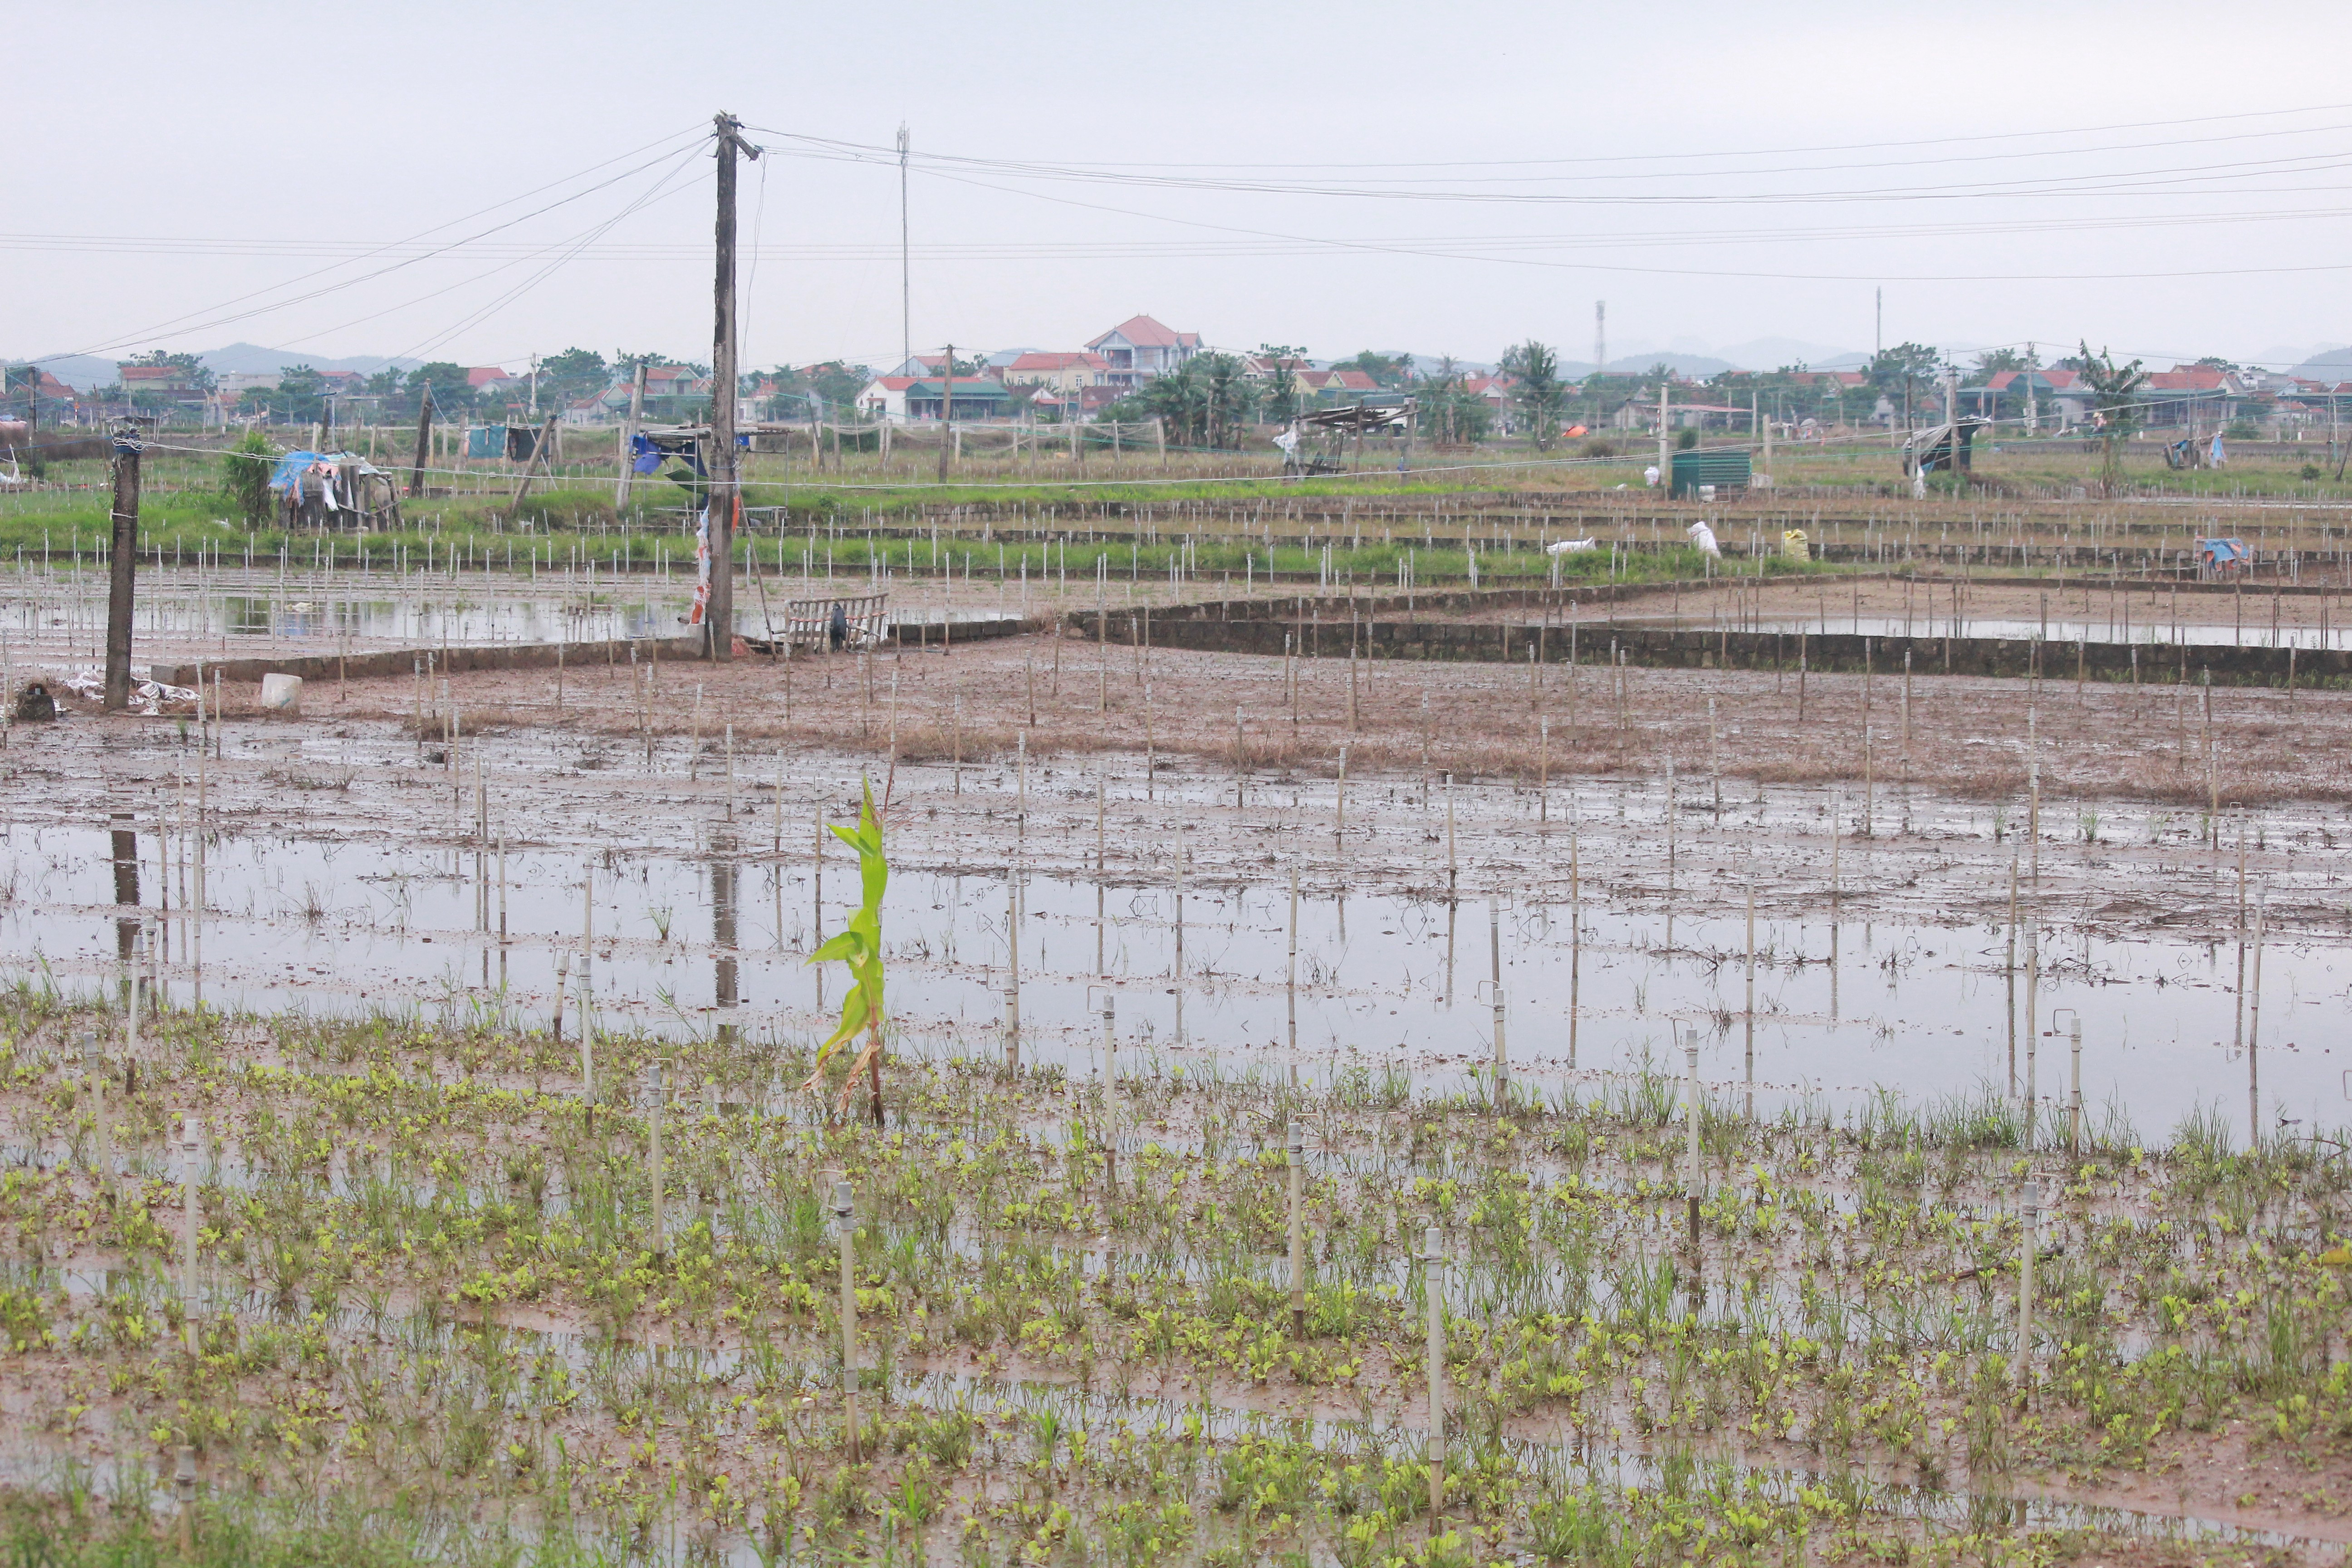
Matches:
[[267, 450, 323, 492]]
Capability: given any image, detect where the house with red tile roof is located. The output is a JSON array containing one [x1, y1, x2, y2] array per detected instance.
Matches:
[[1086, 315, 1202, 386], [1297, 368, 1381, 399], [2141, 364, 2249, 427], [118, 364, 206, 405]]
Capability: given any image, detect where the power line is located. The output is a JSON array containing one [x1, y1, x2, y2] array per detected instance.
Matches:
[[767, 100, 2352, 173], [29, 123, 712, 366]]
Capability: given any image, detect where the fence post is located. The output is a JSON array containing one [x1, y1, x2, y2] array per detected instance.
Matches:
[[1421, 1225, 1447, 1532], [1102, 994, 1118, 1197], [1288, 1120, 1307, 1337], [1684, 1032, 1703, 1247], [833, 1179, 859, 1459], [645, 1060, 666, 1257], [180, 1112, 201, 1354], [2014, 1180, 2041, 1386]]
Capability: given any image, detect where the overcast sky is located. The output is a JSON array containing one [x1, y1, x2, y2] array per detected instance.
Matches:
[[8, 1, 2351, 377]]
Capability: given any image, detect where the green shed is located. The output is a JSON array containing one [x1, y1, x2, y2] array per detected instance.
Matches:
[[1669, 448, 1752, 498]]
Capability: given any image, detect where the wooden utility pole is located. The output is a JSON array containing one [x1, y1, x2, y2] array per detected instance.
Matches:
[[406, 385, 434, 498], [103, 426, 140, 711], [937, 343, 955, 482], [709, 111, 761, 662], [615, 360, 647, 510]]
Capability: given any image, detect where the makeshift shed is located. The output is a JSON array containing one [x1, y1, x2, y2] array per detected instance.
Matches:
[[268, 450, 399, 530], [466, 425, 544, 461], [1669, 448, 1751, 498], [1901, 417, 1992, 477], [2197, 537, 2251, 578]]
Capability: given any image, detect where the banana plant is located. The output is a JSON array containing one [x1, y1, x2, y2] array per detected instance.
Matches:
[[805, 778, 888, 1125]]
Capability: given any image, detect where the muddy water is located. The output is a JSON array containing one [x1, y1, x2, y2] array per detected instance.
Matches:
[[1726, 614, 2352, 650], [5, 741, 2343, 1142], [0, 571, 1028, 668]]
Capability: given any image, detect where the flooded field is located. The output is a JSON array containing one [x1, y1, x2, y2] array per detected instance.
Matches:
[[2, 599, 2349, 1564], [4, 705, 2342, 1147], [0, 566, 1035, 672]]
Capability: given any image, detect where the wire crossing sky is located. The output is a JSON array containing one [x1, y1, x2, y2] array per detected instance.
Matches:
[[6, 2, 2349, 377]]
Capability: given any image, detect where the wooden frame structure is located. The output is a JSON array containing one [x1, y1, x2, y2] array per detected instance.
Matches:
[[779, 593, 889, 652]]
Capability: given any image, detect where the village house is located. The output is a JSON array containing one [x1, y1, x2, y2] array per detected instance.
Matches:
[[904, 377, 1011, 422], [1972, 369, 2085, 427], [1240, 353, 1312, 380], [1294, 368, 1382, 403], [2140, 364, 2250, 428], [1085, 315, 1201, 387], [1001, 351, 1112, 394], [583, 363, 712, 419], [857, 373, 1014, 423], [117, 363, 206, 407]]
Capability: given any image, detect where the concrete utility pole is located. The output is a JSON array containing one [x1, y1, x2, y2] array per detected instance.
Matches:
[[616, 360, 647, 509], [708, 111, 761, 662], [406, 385, 434, 498], [1593, 299, 1605, 377], [938, 343, 956, 482], [897, 124, 912, 377], [1944, 369, 1959, 475], [2024, 341, 2039, 435], [103, 425, 140, 710], [1656, 380, 1671, 491]]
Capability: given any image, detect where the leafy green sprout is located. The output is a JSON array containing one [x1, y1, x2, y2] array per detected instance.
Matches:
[[805, 777, 888, 1125]]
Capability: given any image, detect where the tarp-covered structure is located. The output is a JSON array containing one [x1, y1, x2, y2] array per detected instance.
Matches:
[[267, 450, 400, 530], [1900, 417, 1993, 478]]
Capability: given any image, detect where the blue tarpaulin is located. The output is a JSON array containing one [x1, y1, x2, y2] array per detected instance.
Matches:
[[268, 451, 324, 492], [632, 432, 706, 475], [2199, 537, 2250, 573]]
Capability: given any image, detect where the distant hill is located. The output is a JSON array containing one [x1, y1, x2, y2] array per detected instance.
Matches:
[[10, 341, 422, 392], [2289, 347, 2352, 381], [1558, 353, 1736, 379], [1712, 337, 1868, 371], [197, 342, 420, 378]]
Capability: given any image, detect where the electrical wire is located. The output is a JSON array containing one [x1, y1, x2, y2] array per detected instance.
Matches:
[[12, 196, 2351, 264], [766, 100, 2352, 173], [376, 146, 708, 367], [30, 123, 712, 366], [904, 159, 2352, 285], [755, 123, 2352, 206]]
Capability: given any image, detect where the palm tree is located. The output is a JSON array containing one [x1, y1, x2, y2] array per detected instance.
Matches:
[[1200, 353, 1250, 449], [2075, 342, 2148, 497], [1499, 341, 1565, 451]]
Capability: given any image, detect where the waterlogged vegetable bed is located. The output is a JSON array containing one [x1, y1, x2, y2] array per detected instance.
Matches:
[[0, 989, 2347, 1565]]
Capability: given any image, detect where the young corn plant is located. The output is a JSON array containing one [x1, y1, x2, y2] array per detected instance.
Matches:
[[806, 779, 889, 1126]]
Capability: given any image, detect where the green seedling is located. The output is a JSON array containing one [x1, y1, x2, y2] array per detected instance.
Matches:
[[805, 777, 889, 1126]]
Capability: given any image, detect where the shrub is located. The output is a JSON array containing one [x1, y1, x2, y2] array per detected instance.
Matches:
[[222, 430, 275, 527]]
